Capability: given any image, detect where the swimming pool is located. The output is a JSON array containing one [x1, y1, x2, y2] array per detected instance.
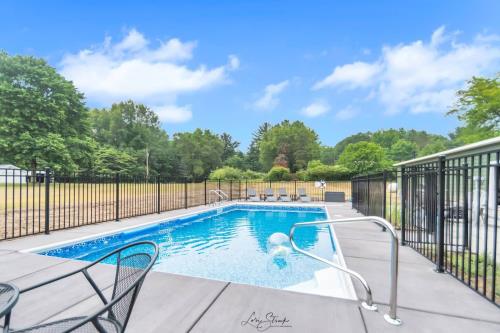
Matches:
[[34, 204, 355, 299]]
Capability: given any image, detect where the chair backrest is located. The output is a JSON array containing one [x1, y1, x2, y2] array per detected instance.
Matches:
[[278, 188, 287, 196], [265, 188, 274, 196], [247, 188, 257, 196], [298, 188, 307, 196], [107, 242, 158, 330]]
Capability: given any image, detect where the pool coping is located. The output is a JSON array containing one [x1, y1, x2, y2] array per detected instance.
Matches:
[[325, 207, 358, 300]]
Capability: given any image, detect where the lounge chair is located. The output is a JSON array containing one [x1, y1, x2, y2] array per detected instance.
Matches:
[[7, 241, 159, 332], [247, 188, 261, 201], [265, 188, 277, 202], [298, 188, 312, 202], [278, 188, 291, 202]]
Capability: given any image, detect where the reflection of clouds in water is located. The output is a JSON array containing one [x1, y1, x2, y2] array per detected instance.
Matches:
[[250, 212, 320, 253], [267, 232, 289, 250], [269, 245, 291, 257], [267, 232, 293, 273]]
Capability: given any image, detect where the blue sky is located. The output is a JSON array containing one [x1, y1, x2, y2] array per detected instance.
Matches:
[[1, 1, 500, 149]]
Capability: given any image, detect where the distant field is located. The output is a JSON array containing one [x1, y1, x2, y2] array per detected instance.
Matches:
[[0, 181, 352, 240]]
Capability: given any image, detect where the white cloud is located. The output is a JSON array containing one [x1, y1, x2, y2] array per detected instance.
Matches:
[[314, 26, 500, 114], [301, 101, 330, 117], [146, 38, 197, 62], [228, 54, 240, 70], [335, 106, 358, 120], [313, 61, 382, 90], [254, 80, 289, 110], [154, 104, 192, 123], [59, 29, 239, 122], [115, 29, 149, 52]]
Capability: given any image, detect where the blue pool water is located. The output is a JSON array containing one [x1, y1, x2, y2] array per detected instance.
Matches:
[[39, 205, 335, 290]]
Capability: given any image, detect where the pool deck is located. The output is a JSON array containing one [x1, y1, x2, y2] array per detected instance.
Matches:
[[1, 202, 499, 332]]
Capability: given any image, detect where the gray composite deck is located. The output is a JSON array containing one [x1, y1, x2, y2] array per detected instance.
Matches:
[[0, 202, 499, 332]]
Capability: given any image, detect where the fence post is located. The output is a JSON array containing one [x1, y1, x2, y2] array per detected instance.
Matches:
[[351, 178, 355, 209], [436, 155, 446, 272], [239, 180, 241, 200], [294, 180, 297, 201], [44, 168, 51, 234], [115, 173, 120, 221], [367, 175, 370, 215], [157, 176, 161, 214], [382, 171, 387, 231], [462, 164, 469, 248], [354, 178, 359, 211], [217, 179, 221, 202], [401, 167, 406, 246], [204, 179, 207, 205], [184, 180, 188, 209], [230, 180, 233, 201], [245, 179, 248, 201]]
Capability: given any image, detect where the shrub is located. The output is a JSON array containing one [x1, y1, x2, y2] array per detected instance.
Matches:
[[306, 164, 351, 181], [208, 166, 243, 180], [295, 169, 308, 181], [266, 166, 292, 181], [307, 159, 323, 169], [242, 169, 266, 180]]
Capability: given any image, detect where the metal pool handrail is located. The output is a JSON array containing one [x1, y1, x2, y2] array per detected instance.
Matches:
[[208, 189, 229, 205], [289, 216, 402, 326]]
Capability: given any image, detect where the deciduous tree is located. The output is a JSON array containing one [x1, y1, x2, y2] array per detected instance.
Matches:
[[259, 120, 320, 172], [0, 52, 93, 173], [337, 141, 390, 174]]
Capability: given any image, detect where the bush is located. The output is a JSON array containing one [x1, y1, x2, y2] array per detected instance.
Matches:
[[307, 160, 323, 169], [266, 166, 292, 181], [295, 169, 308, 181], [242, 169, 266, 180], [208, 166, 243, 180], [306, 164, 351, 181]]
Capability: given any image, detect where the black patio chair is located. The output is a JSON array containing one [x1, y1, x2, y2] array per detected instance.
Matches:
[[8, 241, 158, 333]]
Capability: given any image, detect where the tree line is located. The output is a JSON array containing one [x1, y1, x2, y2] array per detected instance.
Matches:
[[0, 51, 498, 180]]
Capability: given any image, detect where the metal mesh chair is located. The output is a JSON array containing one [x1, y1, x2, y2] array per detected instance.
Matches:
[[1, 283, 19, 332], [9, 241, 158, 333]]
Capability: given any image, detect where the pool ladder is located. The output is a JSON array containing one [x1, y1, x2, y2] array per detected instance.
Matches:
[[289, 216, 402, 326], [208, 189, 229, 206]]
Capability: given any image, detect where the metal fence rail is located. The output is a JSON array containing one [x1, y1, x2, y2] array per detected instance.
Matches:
[[0, 170, 351, 241], [352, 149, 500, 306]]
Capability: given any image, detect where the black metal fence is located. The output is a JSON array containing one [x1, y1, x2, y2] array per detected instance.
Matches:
[[352, 171, 401, 227], [352, 149, 500, 306], [0, 168, 351, 241]]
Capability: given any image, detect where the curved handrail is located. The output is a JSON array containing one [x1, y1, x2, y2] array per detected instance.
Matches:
[[217, 190, 229, 200], [289, 216, 402, 326], [289, 224, 377, 312], [208, 189, 229, 205]]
